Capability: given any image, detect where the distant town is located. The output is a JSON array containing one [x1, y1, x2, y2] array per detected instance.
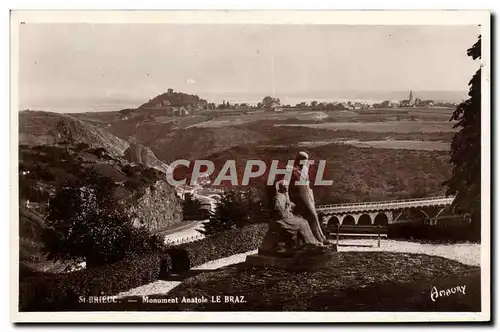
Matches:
[[125, 88, 459, 118]]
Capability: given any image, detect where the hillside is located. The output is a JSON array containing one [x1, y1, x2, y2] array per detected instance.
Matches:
[[19, 143, 183, 271], [145, 127, 267, 162], [188, 142, 452, 205], [19, 110, 169, 172], [19, 111, 129, 156], [138, 89, 208, 109]]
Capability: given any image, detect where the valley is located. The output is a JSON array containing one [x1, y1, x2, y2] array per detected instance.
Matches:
[[18, 91, 457, 272]]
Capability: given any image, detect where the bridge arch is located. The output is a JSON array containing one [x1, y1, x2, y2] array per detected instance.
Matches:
[[328, 216, 340, 227], [358, 214, 372, 225], [374, 212, 389, 226], [342, 215, 355, 225]]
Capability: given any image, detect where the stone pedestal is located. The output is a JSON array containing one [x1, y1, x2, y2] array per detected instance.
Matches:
[[245, 245, 338, 271]]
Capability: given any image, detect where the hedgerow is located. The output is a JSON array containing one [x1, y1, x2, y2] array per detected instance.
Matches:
[[167, 223, 268, 272], [19, 253, 166, 311]]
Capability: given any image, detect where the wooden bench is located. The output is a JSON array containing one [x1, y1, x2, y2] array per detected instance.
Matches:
[[330, 225, 388, 247]]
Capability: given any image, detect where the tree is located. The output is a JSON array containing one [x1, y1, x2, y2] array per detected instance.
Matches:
[[42, 169, 164, 267], [261, 96, 280, 109], [444, 35, 481, 240], [199, 188, 269, 236], [183, 194, 203, 220]]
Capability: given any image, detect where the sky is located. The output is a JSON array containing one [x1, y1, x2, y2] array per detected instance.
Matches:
[[18, 24, 481, 110]]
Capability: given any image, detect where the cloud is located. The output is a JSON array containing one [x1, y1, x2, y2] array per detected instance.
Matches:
[[187, 78, 196, 85]]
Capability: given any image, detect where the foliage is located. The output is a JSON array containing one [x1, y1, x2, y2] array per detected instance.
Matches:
[[199, 188, 269, 236], [138, 89, 208, 109], [21, 224, 267, 311], [183, 195, 204, 220], [19, 178, 50, 203], [444, 35, 482, 240], [261, 96, 281, 109], [42, 168, 165, 267], [19, 253, 167, 311], [388, 220, 470, 242]]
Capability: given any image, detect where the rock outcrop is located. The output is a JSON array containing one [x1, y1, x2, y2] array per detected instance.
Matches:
[[123, 142, 168, 174], [19, 111, 129, 157], [127, 180, 183, 232]]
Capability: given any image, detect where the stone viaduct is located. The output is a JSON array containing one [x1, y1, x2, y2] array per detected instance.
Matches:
[[316, 196, 457, 226]]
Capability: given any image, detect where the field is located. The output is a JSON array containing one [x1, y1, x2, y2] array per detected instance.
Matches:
[[68, 105, 457, 205], [276, 120, 453, 133], [333, 140, 450, 151], [184, 107, 455, 130]]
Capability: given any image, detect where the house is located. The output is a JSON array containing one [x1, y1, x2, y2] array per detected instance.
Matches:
[[420, 100, 435, 106], [353, 102, 365, 110], [338, 102, 350, 110], [389, 101, 401, 108], [172, 107, 190, 117]]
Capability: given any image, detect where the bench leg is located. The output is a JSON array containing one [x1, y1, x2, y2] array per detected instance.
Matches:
[[377, 226, 381, 247]]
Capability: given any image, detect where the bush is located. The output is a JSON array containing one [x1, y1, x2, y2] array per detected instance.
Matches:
[[388, 220, 470, 242], [167, 223, 268, 272], [73, 142, 90, 152], [183, 196, 203, 221], [43, 169, 165, 267], [200, 188, 270, 236], [19, 253, 168, 311], [19, 179, 50, 203]]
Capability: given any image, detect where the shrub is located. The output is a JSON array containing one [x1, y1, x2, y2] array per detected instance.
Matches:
[[200, 188, 270, 236], [121, 164, 136, 177], [183, 196, 203, 221], [86, 147, 108, 158], [388, 220, 470, 242], [19, 253, 167, 311], [43, 169, 165, 267], [167, 223, 268, 272], [19, 179, 50, 203], [124, 178, 143, 191], [73, 142, 90, 152], [142, 167, 163, 182]]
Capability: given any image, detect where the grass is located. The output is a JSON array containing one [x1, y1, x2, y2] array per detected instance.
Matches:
[[276, 121, 454, 133], [192, 141, 451, 205], [338, 140, 450, 151], [74, 252, 480, 312]]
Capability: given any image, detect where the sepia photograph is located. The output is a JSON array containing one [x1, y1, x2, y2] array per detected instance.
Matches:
[[10, 10, 490, 323]]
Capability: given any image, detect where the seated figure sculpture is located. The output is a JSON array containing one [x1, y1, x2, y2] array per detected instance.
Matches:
[[259, 180, 325, 257]]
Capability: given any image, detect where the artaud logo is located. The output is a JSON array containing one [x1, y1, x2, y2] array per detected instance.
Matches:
[[165, 157, 333, 187]]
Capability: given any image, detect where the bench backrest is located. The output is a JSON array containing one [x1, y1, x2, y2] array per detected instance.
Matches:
[[334, 225, 388, 234]]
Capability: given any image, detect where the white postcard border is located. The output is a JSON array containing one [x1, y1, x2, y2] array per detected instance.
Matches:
[[9, 9, 491, 323]]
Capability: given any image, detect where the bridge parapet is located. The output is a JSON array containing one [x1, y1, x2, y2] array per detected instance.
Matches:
[[316, 196, 455, 214]]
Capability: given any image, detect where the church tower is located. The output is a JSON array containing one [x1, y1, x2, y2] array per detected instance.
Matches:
[[409, 90, 415, 106]]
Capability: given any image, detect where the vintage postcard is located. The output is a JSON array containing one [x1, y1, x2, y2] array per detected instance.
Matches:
[[10, 10, 490, 323]]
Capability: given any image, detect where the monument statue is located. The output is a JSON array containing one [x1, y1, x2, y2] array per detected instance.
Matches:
[[258, 180, 324, 256], [288, 151, 329, 244], [247, 153, 336, 270]]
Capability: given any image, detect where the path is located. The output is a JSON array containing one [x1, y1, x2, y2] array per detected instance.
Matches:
[[161, 220, 206, 244], [116, 240, 480, 298]]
